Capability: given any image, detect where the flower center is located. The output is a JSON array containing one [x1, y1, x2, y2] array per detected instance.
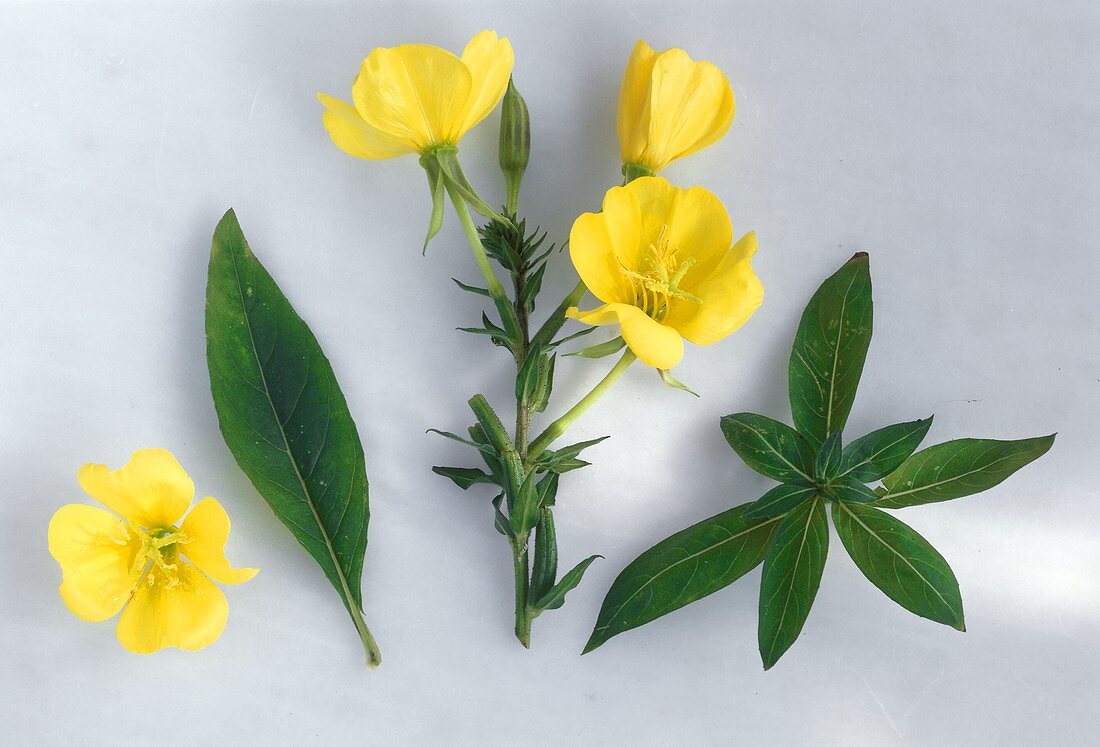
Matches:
[[618, 226, 702, 320], [117, 524, 192, 589]]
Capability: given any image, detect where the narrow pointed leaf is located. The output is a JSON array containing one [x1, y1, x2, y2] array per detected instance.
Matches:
[[829, 476, 879, 503], [205, 209, 378, 664], [831, 501, 964, 630], [421, 160, 446, 254], [788, 253, 873, 447], [758, 498, 829, 670], [585, 504, 782, 653], [532, 554, 602, 612], [432, 466, 496, 490], [720, 413, 816, 483], [841, 417, 933, 482], [744, 483, 819, 520], [544, 326, 596, 350], [814, 430, 844, 481], [451, 278, 491, 297], [567, 336, 626, 359], [876, 435, 1055, 509], [509, 469, 540, 537], [491, 493, 513, 539], [426, 428, 498, 456], [658, 368, 699, 396]]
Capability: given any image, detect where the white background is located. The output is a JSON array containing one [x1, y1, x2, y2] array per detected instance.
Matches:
[[2, 1, 1097, 744]]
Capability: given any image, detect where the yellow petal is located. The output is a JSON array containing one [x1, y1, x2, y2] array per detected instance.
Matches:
[[77, 449, 193, 529], [353, 43, 472, 151], [665, 231, 764, 345], [617, 40, 659, 167], [115, 563, 229, 653], [623, 177, 732, 270], [180, 498, 258, 585], [617, 42, 735, 172], [317, 93, 415, 160], [569, 208, 634, 306], [567, 302, 683, 369], [48, 504, 141, 622], [457, 30, 514, 137]]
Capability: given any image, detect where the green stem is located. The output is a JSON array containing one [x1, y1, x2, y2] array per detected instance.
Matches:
[[528, 349, 637, 458], [446, 181, 508, 302], [531, 279, 587, 349], [512, 541, 531, 647]]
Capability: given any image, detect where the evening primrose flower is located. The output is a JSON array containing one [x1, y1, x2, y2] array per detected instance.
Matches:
[[566, 177, 762, 370], [617, 40, 735, 178], [317, 30, 514, 249], [48, 449, 257, 653]]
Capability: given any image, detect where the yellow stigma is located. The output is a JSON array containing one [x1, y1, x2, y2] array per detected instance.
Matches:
[[618, 225, 702, 320], [127, 524, 193, 589]]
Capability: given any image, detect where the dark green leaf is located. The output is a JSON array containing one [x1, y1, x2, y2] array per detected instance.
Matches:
[[426, 428, 497, 457], [515, 344, 543, 405], [432, 466, 496, 490], [544, 457, 590, 474], [584, 504, 782, 653], [541, 436, 608, 467], [531, 554, 602, 612], [788, 253, 873, 447], [451, 278, 490, 297], [720, 413, 816, 483], [544, 326, 596, 350], [529, 354, 555, 414], [831, 501, 964, 630], [205, 209, 378, 664], [468, 424, 505, 483], [744, 483, 819, 520], [492, 493, 513, 539], [536, 472, 560, 508], [758, 498, 829, 670], [519, 262, 546, 311], [841, 417, 933, 482], [814, 430, 844, 481], [828, 476, 879, 503], [876, 435, 1055, 509], [510, 469, 540, 537], [529, 507, 558, 602]]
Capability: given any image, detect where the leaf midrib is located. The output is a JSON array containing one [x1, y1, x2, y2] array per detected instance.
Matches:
[[765, 500, 820, 661], [824, 269, 859, 436], [738, 418, 813, 482], [227, 246, 362, 616], [881, 448, 1024, 499]]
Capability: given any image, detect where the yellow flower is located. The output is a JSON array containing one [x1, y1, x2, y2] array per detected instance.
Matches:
[[48, 449, 257, 653], [317, 30, 514, 159], [617, 40, 736, 176], [566, 177, 762, 369]]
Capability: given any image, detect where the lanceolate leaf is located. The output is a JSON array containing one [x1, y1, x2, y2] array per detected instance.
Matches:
[[831, 501, 964, 630], [758, 498, 829, 670], [829, 476, 879, 504], [814, 430, 844, 482], [584, 504, 781, 653], [532, 554, 602, 612], [205, 209, 380, 666], [432, 466, 496, 490], [788, 253, 873, 447], [841, 417, 933, 482], [720, 413, 816, 483], [876, 435, 1055, 509]]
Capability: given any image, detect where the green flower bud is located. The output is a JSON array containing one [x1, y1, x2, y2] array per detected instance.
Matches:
[[499, 77, 530, 213]]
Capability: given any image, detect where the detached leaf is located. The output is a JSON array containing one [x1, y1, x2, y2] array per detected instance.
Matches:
[[585, 504, 781, 653], [531, 554, 602, 612], [841, 417, 933, 482], [432, 466, 496, 490], [205, 209, 379, 666], [720, 413, 816, 483], [758, 498, 829, 670], [876, 435, 1055, 509], [831, 501, 964, 630], [788, 253, 873, 447]]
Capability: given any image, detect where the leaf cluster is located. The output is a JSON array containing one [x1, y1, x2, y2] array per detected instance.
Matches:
[[586, 253, 1054, 668]]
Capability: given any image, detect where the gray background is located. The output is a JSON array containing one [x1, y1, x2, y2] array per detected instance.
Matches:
[[2, 1, 1097, 744]]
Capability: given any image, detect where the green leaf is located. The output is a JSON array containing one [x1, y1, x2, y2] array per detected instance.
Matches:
[[432, 466, 496, 490], [544, 326, 596, 350], [788, 253, 873, 447], [744, 483, 819, 520], [584, 504, 782, 653], [566, 336, 625, 359], [831, 501, 964, 630], [205, 209, 380, 666], [491, 493, 513, 539], [540, 436, 608, 468], [758, 497, 829, 670], [876, 435, 1055, 509], [814, 430, 844, 481], [519, 262, 546, 311], [509, 469, 540, 537], [658, 368, 699, 397], [426, 428, 497, 457], [531, 554, 602, 612], [451, 278, 490, 297], [529, 354, 555, 414], [828, 476, 879, 503], [421, 156, 446, 254], [515, 344, 543, 405], [536, 472, 560, 508], [720, 413, 816, 483], [841, 417, 933, 482], [529, 507, 558, 602]]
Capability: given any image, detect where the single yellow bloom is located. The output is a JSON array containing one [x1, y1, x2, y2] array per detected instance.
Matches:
[[566, 177, 762, 369], [48, 448, 257, 653], [317, 30, 514, 159], [617, 40, 736, 175]]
